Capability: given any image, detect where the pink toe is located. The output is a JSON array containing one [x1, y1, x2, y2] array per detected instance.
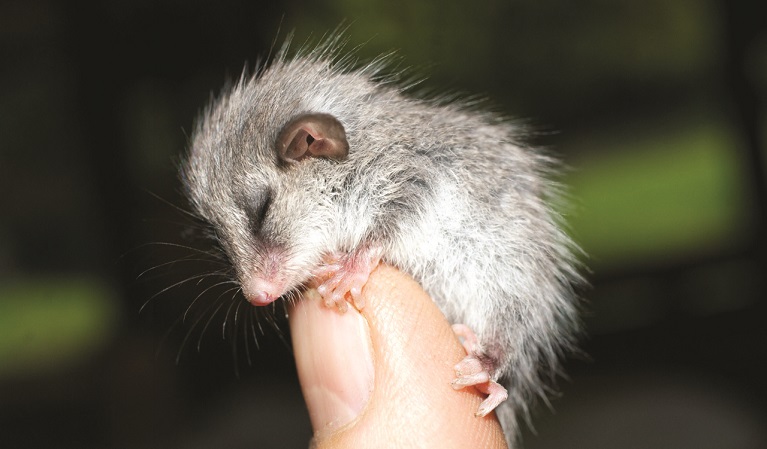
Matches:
[[451, 371, 491, 389], [475, 381, 509, 417], [313, 248, 381, 312], [454, 355, 483, 376]]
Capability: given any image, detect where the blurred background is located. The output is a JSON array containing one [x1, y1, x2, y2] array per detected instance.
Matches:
[[1, 0, 765, 448]]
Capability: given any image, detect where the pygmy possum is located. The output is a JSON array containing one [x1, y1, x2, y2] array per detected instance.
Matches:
[[181, 38, 581, 447]]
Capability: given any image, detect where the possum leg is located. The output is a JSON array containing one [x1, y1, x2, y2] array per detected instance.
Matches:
[[451, 323, 509, 417], [314, 248, 381, 311]]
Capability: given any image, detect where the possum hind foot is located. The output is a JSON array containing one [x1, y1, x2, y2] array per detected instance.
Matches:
[[451, 323, 509, 417], [314, 248, 381, 311]]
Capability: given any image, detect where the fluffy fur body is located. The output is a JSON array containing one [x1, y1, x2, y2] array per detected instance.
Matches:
[[182, 42, 580, 446]]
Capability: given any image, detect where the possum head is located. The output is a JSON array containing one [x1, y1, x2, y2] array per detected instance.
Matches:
[[182, 55, 424, 306], [183, 99, 351, 305]]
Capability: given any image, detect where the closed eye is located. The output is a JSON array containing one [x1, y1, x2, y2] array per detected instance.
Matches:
[[245, 188, 272, 235]]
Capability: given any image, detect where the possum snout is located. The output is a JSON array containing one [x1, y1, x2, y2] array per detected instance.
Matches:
[[242, 276, 283, 305], [239, 242, 293, 306]]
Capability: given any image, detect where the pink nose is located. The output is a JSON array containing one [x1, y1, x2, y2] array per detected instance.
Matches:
[[243, 277, 283, 306], [249, 291, 276, 305]]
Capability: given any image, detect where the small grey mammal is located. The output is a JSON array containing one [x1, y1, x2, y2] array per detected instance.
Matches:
[[182, 38, 580, 447]]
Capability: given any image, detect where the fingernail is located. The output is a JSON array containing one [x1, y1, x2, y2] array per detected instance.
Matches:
[[290, 290, 374, 434]]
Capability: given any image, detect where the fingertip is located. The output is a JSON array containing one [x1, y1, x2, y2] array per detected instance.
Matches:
[[289, 292, 374, 435]]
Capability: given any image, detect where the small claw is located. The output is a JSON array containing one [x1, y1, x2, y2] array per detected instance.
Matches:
[[350, 295, 365, 310], [313, 263, 342, 278], [335, 298, 348, 313], [313, 248, 381, 312], [454, 355, 483, 377], [451, 371, 491, 390], [333, 274, 369, 310], [320, 288, 348, 312], [474, 381, 509, 417], [451, 323, 481, 354], [349, 286, 365, 308], [450, 323, 509, 417]]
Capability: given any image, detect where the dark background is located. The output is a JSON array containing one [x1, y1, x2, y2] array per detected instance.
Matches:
[[1, 1, 766, 448]]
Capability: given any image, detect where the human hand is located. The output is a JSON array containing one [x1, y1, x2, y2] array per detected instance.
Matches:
[[289, 264, 508, 449]]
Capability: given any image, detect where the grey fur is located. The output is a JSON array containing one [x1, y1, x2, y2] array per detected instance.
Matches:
[[182, 40, 581, 447]]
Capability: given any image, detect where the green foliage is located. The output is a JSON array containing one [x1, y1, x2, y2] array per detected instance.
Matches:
[[565, 114, 751, 267], [0, 278, 118, 378]]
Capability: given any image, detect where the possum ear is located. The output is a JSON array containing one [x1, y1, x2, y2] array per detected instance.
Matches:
[[277, 113, 349, 163]]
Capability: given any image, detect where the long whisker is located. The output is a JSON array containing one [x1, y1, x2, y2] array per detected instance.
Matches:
[[139, 270, 230, 314], [249, 308, 263, 352], [183, 279, 239, 321], [140, 217, 210, 230], [230, 299, 249, 375], [129, 241, 224, 259], [243, 307, 254, 365], [196, 287, 241, 352], [154, 313, 184, 359], [174, 294, 230, 365], [154, 271, 228, 299], [273, 297, 292, 350], [234, 296, 244, 327], [137, 257, 226, 280], [221, 289, 243, 338], [178, 305, 226, 364], [144, 189, 202, 220], [174, 292, 226, 363]]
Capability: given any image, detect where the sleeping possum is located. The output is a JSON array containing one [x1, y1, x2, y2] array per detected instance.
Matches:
[[181, 39, 581, 446]]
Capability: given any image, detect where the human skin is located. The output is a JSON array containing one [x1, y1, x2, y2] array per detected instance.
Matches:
[[289, 265, 508, 449]]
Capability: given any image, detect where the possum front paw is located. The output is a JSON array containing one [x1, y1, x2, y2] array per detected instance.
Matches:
[[451, 324, 509, 417], [314, 248, 381, 312]]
